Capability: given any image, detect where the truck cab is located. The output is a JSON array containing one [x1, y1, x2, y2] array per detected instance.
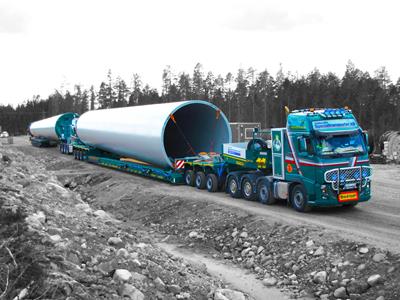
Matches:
[[272, 108, 372, 211]]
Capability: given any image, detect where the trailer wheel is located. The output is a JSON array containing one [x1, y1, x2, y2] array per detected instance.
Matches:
[[291, 184, 311, 212], [257, 180, 276, 205], [242, 178, 256, 201], [227, 176, 242, 198], [195, 172, 206, 189], [206, 174, 219, 192], [185, 170, 195, 186]]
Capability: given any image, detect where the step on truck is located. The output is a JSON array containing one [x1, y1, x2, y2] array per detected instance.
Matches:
[[184, 108, 372, 212]]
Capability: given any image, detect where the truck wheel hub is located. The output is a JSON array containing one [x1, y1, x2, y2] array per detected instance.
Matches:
[[230, 180, 237, 193], [244, 182, 252, 196], [294, 191, 304, 206]]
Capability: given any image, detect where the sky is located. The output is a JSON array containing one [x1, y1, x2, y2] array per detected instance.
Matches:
[[1, 0, 400, 105]]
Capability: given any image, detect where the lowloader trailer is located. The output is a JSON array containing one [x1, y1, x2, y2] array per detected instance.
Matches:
[[31, 103, 372, 212]]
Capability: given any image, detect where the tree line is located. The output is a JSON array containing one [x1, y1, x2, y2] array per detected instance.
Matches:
[[0, 61, 399, 149]]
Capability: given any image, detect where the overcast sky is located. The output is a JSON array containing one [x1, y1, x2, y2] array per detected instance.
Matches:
[[1, 0, 399, 105]]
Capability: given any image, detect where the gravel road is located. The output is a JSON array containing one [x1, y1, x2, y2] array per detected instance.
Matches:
[[9, 136, 400, 253]]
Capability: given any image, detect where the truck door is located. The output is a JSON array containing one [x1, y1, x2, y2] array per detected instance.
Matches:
[[271, 128, 285, 179]]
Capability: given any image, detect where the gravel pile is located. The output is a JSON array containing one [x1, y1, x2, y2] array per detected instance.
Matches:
[[73, 179, 400, 300], [0, 147, 253, 299]]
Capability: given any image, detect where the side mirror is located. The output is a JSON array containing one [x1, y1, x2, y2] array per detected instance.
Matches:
[[298, 137, 307, 153], [362, 131, 373, 155]]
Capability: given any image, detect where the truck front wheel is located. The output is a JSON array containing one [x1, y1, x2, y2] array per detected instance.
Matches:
[[195, 171, 206, 189], [291, 185, 311, 212], [242, 178, 256, 201], [257, 180, 276, 205], [228, 176, 242, 198], [185, 170, 195, 186], [206, 174, 219, 192]]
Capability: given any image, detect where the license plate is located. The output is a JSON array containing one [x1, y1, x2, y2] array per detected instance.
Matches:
[[338, 190, 359, 202]]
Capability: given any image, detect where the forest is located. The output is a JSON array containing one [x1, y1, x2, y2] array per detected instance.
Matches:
[[0, 61, 399, 149]]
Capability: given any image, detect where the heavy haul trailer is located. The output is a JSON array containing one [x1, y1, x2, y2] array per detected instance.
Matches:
[[29, 113, 79, 148], [65, 100, 232, 184], [33, 103, 372, 212], [183, 108, 372, 212]]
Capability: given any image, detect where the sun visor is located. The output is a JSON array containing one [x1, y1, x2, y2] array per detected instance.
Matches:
[[312, 119, 359, 134]]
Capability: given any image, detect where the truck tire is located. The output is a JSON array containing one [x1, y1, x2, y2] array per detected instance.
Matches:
[[195, 171, 206, 189], [291, 184, 311, 212], [185, 170, 195, 186], [206, 174, 219, 192], [242, 178, 256, 201], [228, 176, 242, 198], [257, 180, 276, 205]]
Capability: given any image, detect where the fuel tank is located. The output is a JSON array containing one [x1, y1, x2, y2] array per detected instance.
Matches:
[[76, 100, 231, 167], [29, 113, 78, 141]]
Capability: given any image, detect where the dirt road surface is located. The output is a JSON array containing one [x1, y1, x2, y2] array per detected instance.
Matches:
[[10, 136, 400, 254]]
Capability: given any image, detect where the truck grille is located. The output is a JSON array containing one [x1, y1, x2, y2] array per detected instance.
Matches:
[[324, 166, 372, 191]]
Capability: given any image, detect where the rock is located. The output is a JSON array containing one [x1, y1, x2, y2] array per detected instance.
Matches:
[[49, 234, 62, 243], [243, 241, 251, 248], [372, 253, 386, 263], [306, 240, 314, 247], [357, 264, 366, 271], [177, 292, 191, 299], [239, 231, 248, 239], [131, 259, 141, 268], [119, 283, 145, 300], [257, 246, 265, 254], [347, 279, 369, 294], [117, 248, 129, 258], [387, 266, 395, 273], [313, 271, 327, 284], [188, 231, 198, 238], [333, 286, 347, 298], [93, 209, 109, 219], [314, 246, 324, 256], [108, 237, 124, 248], [214, 288, 246, 300], [262, 277, 277, 286], [167, 284, 181, 294], [288, 274, 297, 280], [358, 247, 369, 254], [131, 272, 147, 282], [367, 274, 383, 286], [113, 269, 132, 282], [26, 211, 46, 228], [154, 277, 166, 291], [349, 294, 362, 300], [375, 296, 384, 300], [320, 294, 329, 300], [292, 264, 300, 273]]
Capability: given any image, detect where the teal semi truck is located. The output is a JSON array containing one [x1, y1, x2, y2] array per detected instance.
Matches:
[[182, 107, 372, 211], [30, 103, 372, 212]]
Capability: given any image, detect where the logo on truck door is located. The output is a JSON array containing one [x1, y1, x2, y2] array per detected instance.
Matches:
[[273, 135, 282, 152]]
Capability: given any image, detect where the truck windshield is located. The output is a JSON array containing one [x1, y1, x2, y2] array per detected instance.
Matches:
[[315, 132, 366, 157]]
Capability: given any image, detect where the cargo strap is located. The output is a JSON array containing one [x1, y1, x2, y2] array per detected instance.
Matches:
[[169, 114, 196, 155]]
